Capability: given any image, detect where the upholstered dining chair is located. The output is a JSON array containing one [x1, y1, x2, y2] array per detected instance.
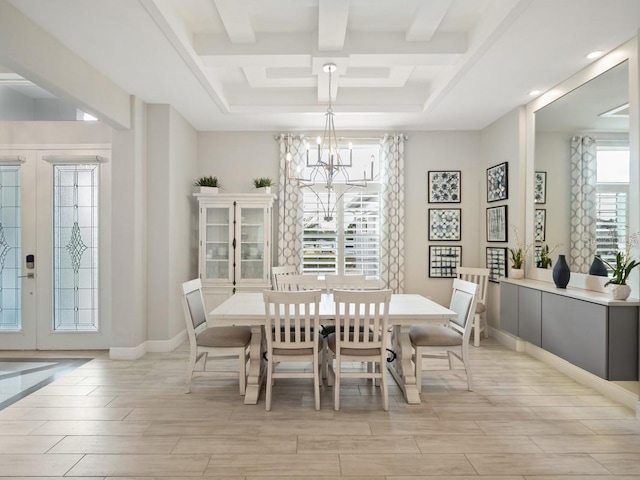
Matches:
[[263, 289, 323, 411], [409, 278, 478, 392], [181, 279, 252, 394], [327, 289, 392, 411], [456, 266, 490, 346]]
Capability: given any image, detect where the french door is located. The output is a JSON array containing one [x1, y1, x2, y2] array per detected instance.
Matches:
[[0, 148, 110, 350]]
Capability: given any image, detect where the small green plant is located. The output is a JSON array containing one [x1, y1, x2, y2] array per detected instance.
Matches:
[[602, 251, 640, 286], [535, 242, 562, 269], [253, 177, 274, 188], [509, 225, 532, 269], [194, 176, 220, 188]]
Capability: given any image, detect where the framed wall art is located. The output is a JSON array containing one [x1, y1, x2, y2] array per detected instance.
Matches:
[[429, 245, 462, 278], [428, 170, 461, 203], [535, 208, 546, 242], [486, 205, 507, 242], [534, 171, 547, 204], [486, 162, 508, 202], [428, 208, 461, 241], [486, 247, 507, 283]]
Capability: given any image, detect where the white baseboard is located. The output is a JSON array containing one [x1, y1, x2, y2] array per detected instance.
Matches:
[[109, 329, 186, 360], [492, 329, 639, 412]]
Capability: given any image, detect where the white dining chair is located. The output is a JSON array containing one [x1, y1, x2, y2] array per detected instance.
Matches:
[[263, 289, 323, 411], [325, 273, 367, 292], [409, 278, 478, 392], [271, 265, 298, 290], [181, 279, 252, 394], [276, 274, 325, 291], [456, 266, 490, 346], [327, 289, 392, 411]]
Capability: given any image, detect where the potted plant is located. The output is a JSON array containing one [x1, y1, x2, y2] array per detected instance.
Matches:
[[536, 242, 562, 269], [602, 251, 640, 300], [194, 176, 220, 194], [253, 177, 274, 194], [508, 226, 532, 279]]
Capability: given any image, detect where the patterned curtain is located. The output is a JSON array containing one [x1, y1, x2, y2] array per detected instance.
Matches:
[[276, 134, 305, 270], [570, 135, 597, 273], [380, 134, 406, 293]]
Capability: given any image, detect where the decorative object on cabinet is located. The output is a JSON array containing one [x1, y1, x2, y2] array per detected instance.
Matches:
[[602, 251, 640, 300], [486, 162, 508, 202], [428, 170, 461, 203], [588, 255, 608, 276], [428, 208, 461, 241], [486, 247, 507, 283], [194, 192, 276, 310], [194, 175, 220, 193], [534, 209, 546, 242], [552, 254, 571, 288], [486, 205, 507, 242], [429, 245, 462, 278], [508, 225, 532, 275], [536, 242, 561, 269], [534, 171, 546, 204], [253, 177, 274, 194]]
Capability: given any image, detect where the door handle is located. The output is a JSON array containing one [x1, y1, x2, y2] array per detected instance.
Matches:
[[18, 273, 35, 279]]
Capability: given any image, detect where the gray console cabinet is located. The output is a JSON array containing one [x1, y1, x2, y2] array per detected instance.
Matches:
[[500, 279, 639, 381]]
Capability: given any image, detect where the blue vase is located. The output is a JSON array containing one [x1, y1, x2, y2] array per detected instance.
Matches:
[[588, 255, 608, 277], [552, 254, 571, 288]]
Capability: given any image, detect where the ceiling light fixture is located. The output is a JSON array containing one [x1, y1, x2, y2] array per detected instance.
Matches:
[[528, 90, 541, 96], [586, 51, 603, 60], [286, 63, 374, 221]]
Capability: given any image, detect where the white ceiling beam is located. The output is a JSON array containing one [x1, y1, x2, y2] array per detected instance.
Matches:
[[406, 0, 453, 42], [318, 0, 349, 51], [211, 0, 256, 43]]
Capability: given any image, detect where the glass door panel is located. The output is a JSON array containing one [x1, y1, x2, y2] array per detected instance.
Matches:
[[0, 166, 22, 332], [204, 206, 232, 281], [239, 207, 265, 280]]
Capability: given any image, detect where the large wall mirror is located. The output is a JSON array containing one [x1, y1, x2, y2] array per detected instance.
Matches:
[[534, 60, 629, 273]]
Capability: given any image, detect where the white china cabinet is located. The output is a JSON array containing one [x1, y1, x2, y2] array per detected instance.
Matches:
[[194, 192, 275, 310]]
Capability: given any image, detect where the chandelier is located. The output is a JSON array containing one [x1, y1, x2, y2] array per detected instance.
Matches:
[[286, 63, 375, 221]]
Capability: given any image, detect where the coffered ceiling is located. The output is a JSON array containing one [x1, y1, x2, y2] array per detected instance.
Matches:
[[4, 0, 640, 131]]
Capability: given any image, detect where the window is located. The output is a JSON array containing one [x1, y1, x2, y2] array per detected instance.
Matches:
[[595, 146, 629, 265], [301, 144, 381, 276]]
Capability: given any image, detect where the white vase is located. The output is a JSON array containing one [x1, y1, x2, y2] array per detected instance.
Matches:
[[610, 284, 631, 300], [199, 186, 218, 194], [256, 186, 272, 194], [510, 268, 524, 279]]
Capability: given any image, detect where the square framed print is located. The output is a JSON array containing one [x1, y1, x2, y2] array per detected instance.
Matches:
[[428, 170, 461, 203], [487, 162, 508, 202], [486, 247, 507, 283], [429, 245, 462, 278], [429, 208, 461, 241], [534, 171, 547, 204], [486, 205, 508, 242], [535, 209, 546, 242]]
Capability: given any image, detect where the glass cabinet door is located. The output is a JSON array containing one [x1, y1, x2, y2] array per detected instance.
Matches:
[[238, 206, 265, 281], [203, 206, 232, 281]]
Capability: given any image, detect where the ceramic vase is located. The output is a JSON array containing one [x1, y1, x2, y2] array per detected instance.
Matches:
[[610, 284, 631, 300], [588, 255, 608, 276], [552, 254, 571, 288], [510, 268, 524, 279]]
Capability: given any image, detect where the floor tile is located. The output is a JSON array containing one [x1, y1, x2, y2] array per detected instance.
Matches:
[[466, 453, 611, 475], [49, 435, 180, 454], [0, 454, 82, 476], [66, 454, 211, 477]]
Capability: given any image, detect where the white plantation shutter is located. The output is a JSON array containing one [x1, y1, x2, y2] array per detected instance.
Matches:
[[595, 185, 628, 265], [302, 187, 381, 276]]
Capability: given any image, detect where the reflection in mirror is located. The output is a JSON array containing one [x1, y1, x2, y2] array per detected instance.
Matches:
[[534, 60, 629, 273]]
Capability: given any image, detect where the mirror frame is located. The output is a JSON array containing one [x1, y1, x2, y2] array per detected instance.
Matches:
[[524, 37, 640, 291]]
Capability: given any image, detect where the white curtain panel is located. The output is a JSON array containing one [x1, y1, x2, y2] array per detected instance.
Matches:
[[570, 135, 597, 273], [380, 134, 406, 293], [277, 134, 305, 270]]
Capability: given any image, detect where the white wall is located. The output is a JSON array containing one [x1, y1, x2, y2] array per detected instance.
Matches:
[[480, 107, 526, 331], [198, 130, 484, 306]]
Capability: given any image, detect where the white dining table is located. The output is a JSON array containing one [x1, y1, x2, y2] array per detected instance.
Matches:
[[209, 292, 457, 405]]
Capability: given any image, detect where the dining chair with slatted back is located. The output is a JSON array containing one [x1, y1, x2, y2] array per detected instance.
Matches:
[[456, 266, 490, 346], [409, 278, 478, 392], [181, 278, 252, 394], [271, 265, 298, 291], [276, 274, 325, 292], [327, 289, 392, 411], [324, 273, 367, 292], [263, 289, 323, 411]]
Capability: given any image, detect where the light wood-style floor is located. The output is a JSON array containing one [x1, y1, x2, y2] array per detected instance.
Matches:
[[1, 339, 640, 479]]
